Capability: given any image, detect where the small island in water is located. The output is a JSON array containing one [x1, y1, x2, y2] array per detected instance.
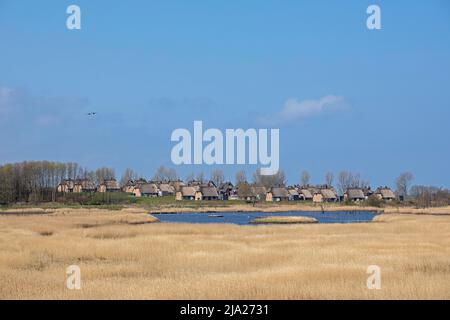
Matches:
[[250, 216, 318, 224]]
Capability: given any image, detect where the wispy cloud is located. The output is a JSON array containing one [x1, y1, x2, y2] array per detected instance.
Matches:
[[258, 95, 348, 125]]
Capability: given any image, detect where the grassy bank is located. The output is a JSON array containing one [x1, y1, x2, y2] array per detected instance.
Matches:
[[2, 196, 450, 216]]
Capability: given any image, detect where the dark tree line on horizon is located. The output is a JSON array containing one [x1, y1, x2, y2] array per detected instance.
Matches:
[[0, 161, 115, 204]]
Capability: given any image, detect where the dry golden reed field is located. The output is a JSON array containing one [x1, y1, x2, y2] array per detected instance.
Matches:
[[0, 207, 449, 299]]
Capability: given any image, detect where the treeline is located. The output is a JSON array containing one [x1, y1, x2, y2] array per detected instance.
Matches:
[[409, 185, 450, 208], [0, 161, 115, 204]]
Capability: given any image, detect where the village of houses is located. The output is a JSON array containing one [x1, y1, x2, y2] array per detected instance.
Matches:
[[56, 177, 397, 203]]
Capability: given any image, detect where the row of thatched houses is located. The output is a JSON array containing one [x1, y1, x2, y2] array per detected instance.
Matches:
[[57, 178, 177, 197], [57, 179, 117, 193], [56, 178, 396, 202]]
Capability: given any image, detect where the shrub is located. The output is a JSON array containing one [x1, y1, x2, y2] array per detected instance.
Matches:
[[365, 197, 383, 207]]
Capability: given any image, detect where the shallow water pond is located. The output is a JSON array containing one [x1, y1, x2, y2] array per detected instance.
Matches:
[[152, 211, 378, 225]]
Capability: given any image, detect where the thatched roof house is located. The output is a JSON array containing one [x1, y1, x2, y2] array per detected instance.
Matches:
[[288, 188, 300, 201], [375, 187, 396, 201], [97, 179, 120, 193], [187, 180, 203, 187], [158, 183, 175, 196], [299, 189, 313, 200], [57, 179, 75, 193], [123, 180, 136, 193], [200, 186, 219, 200], [362, 187, 374, 198], [345, 188, 365, 201], [219, 182, 234, 192], [123, 178, 148, 193], [313, 188, 337, 203], [175, 186, 197, 200], [218, 182, 234, 200], [170, 180, 185, 192], [135, 178, 148, 186], [73, 179, 96, 193], [133, 183, 158, 197], [266, 187, 289, 202]]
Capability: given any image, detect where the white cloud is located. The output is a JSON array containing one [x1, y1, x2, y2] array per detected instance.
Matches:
[[259, 95, 347, 125], [280, 95, 344, 120]]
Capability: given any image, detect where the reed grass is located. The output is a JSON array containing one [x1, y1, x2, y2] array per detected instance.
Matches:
[[0, 208, 449, 299]]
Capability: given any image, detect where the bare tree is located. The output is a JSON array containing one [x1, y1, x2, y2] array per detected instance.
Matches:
[[153, 165, 167, 181], [360, 179, 370, 189], [325, 172, 334, 187], [196, 171, 205, 183], [237, 182, 252, 199], [95, 167, 115, 183], [235, 170, 247, 186], [166, 168, 178, 181], [120, 168, 138, 187], [186, 172, 194, 182], [337, 171, 352, 195], [396, 172, 414, 198], [85, 170, 96, 184], [338, 170, 369, 194], [350, 173, 361, 188], [410, 185, 450, 208], [301, 170, 310, 187], [78, 167, 90, 179], [253, 168, 286, 188], [67, 162, 79, 180], [210, 169, 224, 187], [153, 166, 178, 182]]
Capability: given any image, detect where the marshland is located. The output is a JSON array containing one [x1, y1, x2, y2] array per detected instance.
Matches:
[[0, 207, 449, 299]]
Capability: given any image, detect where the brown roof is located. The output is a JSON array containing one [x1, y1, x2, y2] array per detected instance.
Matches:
[[321, 188, 337, 199], [180, 186, 196, 197], [139, 183, 158, 194], [300, 189, 313, 199], [270, 187, 289, 198], [288, 189, 299, 196], [377, 188, 395, 199], [346, 188, 365, 199], [308, 187, 320, 195], [159, 183, 175, 194], [201, 186, 219, 197], [76, 179, 95, 190], [103, 179, 120, 190]]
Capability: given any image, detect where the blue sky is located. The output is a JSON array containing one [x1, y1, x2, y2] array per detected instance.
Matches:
[[1, 0, 450, 187]]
